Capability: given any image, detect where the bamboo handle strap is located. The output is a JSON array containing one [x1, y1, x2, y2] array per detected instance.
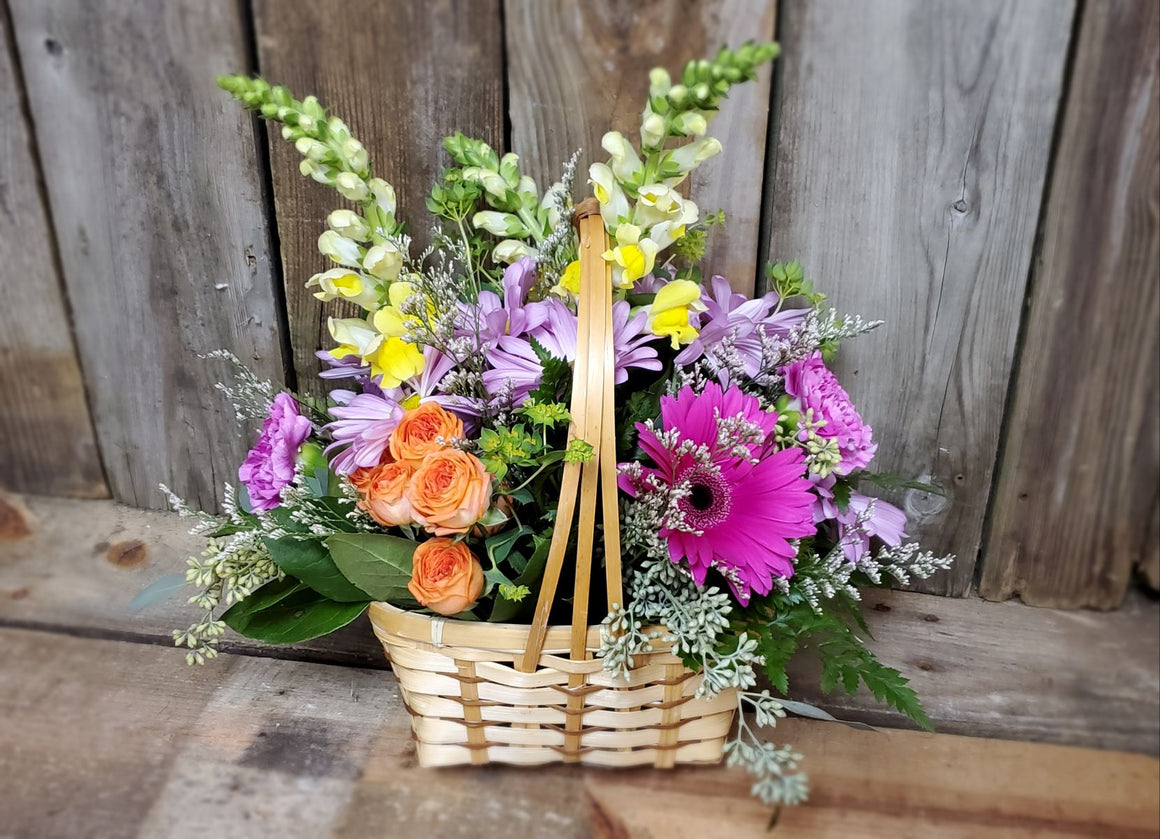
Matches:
[[518, 199, 622, 672]]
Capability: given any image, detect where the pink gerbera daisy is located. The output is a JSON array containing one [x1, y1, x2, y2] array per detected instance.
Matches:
[[620, 382, 817, 604]]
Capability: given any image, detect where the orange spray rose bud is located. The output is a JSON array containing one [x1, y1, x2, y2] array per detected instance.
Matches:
[[353, 461, 415, 527], [388, 401, 464, 466], [407, 537, 484, 615], [408, 448, 492, 535]]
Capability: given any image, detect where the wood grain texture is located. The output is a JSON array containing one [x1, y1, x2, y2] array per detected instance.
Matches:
[[8, 0, 286, 511], [980, 0, 1160, 609], [505, 0, 776, 294], [0, 10, 105, 498], [1, 629, 1156, 839], [1, 494, 1156, 754], [253, 0, 504, 397], [763, 0, 1075, 596]]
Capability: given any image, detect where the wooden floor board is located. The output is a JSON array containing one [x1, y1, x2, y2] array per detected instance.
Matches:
[[1, 493, 1158, 756], [0, 629, 1155, 839]]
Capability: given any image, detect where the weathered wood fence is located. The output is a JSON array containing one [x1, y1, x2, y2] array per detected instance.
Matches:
[[1, 0, 1156, 610]]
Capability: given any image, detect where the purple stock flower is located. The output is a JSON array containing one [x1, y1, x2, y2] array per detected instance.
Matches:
[[238, 393, 313, 511], [812, 475, 906, 562], [675, 275, 806, 376], [781, 351, 877, 475], [323, 391, 404, 475]]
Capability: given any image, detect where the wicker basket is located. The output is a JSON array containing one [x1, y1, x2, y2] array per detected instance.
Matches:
[[371, 200, 735, 768]]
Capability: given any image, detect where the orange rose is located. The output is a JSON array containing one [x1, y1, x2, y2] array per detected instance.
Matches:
[[353, 461, 414, 527], [388, 401, 464, 466], [408, 448, 492, 535], [407, 537, 484, 615]]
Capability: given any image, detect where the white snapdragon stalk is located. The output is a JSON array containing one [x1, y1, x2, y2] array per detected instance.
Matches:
[[334, 171, 370, 202], [327, 209, 371, 241], [473, 211, 528, 238], [602, 131, 642, 182], [588, 162, 630, 233], [663, 137, 722, 181], [492, 239, 535, 264], [327, 316, 382, 357], [362, 241, 404, 281], [306, 267, 381, 310], [317, 229, 363, 267]]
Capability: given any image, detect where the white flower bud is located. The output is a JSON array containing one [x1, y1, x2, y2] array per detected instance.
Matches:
[[335, 172, 369, 202], [472, 211, 525, 237], [665, 137, 722, 174], [317, 230, 363, 267], [295, 137, 329, 162], [640, 113, 666, 149], [367, 178, 396, 216], [492, 239, 534, 264], [327, 209, 370, 241], [362, 242, 403, 281], [601, 131, 642, 181], [300, 159, 335, 186], [674, 112, 708, 137], [341, 137, 369, 173], [649, 67, 672, 95]]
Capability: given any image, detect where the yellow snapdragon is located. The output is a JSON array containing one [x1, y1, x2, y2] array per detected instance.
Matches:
[[648, 279, 706, 348], [602, 224, 659, 289]]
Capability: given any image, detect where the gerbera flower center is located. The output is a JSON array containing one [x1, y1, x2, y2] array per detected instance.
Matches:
[[678, 466, 732, 530]]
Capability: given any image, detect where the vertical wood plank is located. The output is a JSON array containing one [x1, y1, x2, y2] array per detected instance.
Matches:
[[980, 0, 1160, 609], [764, 0, 1074, 595], [9, 0, 287, 511], [253, 0, 505, 398], [505, 0, 777, 294], [0, 7, 105, 498]]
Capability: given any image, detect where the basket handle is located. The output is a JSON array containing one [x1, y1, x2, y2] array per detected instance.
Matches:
[[517, 198, 624, 672]]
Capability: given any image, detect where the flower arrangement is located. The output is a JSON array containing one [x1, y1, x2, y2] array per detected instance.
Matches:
[[161, 42, 954, 808]]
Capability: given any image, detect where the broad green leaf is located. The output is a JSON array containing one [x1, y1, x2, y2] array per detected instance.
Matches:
[[264, 536, 369, 602], [488, 532, 551, 622], [326, 532, 419, 604], [223, 584, 368, 644]]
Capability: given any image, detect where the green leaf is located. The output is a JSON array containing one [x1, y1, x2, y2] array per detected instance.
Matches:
[[488, 533, 551, 622], [223, 583, 368, 644], [831, 479, 853, 513], [326, 532, 419, 604], [264, 536, 369, 602], [859, 472, 945, 496]]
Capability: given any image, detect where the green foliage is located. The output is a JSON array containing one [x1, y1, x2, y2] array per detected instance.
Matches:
[[831, 479, 853, 514], [564, 439, 595, 464], [222, 578, 368, 644], [519, 398, 571, 429], [325, 533, 419, 604], [263, 536, 368, 602], [527, 339, 572, 403], [752, 597, 932, 731], [488, 532, 551, 622], [476, 424, 542, 483], [766, 260, 825, 307], [859, 472, 945, 497]]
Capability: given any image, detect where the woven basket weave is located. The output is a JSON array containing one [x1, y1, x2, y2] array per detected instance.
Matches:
[[372, 200, 734, 768], [370, 603, 736, 767]]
